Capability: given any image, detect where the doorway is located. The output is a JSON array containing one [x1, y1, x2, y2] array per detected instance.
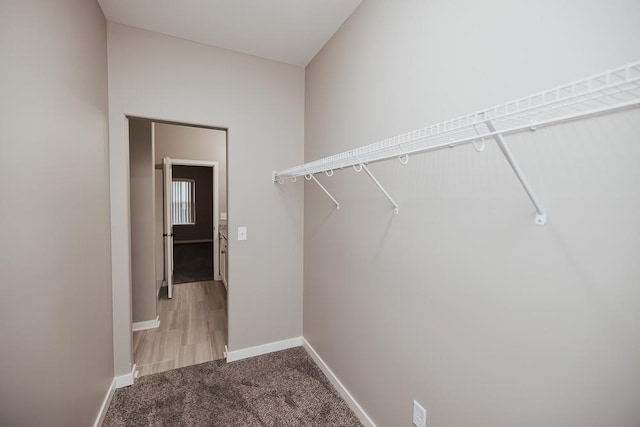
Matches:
[[128, 118, 228, 376], [162, 158, 220, 299]]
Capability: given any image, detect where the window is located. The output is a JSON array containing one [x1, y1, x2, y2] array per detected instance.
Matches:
[[172, 179, 195, 225]]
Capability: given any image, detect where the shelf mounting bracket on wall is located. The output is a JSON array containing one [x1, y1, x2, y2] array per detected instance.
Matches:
[[485, 119, 547, 225], [304, 167, 340, 210], [354, 155, 399, 214]]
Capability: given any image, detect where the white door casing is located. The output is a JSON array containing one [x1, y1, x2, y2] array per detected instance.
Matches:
[[162, 157, 174, 299], [162, 158, 220, 290]]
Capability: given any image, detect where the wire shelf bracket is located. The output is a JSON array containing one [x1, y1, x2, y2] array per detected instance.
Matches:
[[305, 169, 340, 210], [485, 119, 547, 225], [354, 156, 399, 214], [272, 61, 640, 224]]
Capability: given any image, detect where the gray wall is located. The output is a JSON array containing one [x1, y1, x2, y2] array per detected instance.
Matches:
[[155, 168, 165, 292], [129, 118, 157, 323], [108, 23, 304, 377], [303, 1, 640, 426], [155, 123, 227, 216], [0, 0, 114, 425]]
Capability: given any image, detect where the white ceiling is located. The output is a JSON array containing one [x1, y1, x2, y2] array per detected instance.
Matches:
[[98, 0, 362, 67]]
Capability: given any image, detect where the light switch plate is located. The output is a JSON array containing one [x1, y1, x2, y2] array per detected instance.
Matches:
[[238, 226, 247, 241], [220, 212, 227, 220]]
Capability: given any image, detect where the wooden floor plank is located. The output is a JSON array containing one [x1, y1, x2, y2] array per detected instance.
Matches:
[[133, 280, 227, 377]]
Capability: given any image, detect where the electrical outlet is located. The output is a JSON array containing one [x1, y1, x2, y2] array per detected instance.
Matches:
[[413, 400, 426, 427], [220, 212, 227, 220], [238, 226, 247, 241]]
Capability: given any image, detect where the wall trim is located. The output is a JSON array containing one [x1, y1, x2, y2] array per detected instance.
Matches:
[[132, 316, 160, 332], [226, 337, 302, 362], [115, 364, 137, 389], [302, 338, 376, 427], [93, 378, 116, 427]]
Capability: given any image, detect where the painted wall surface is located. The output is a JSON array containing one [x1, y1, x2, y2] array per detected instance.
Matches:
[[172, 165, 214, 242], [155, 168, 164, 291], [155, 123, 227, 216], [108, 24, 304, 376], [0, 0, 113, 425], [129, 118, 157, 323], [303, 1, 640, 426]]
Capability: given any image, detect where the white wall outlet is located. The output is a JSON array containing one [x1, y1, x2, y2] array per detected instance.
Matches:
[[220, 212, 227, 221], [413, 400, 427, 427], [238, 226, 247, 241]]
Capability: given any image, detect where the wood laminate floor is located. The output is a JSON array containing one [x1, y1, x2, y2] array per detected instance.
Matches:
[[133, 280, 227, 377]]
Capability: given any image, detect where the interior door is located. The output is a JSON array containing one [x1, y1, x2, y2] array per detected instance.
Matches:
[[163, 157, 174, 299]]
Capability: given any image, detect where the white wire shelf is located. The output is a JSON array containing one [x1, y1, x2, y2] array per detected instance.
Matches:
[[273, 61, 640, 223]]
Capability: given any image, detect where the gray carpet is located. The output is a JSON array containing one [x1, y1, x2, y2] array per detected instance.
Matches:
[[103, 347, 363, 427]]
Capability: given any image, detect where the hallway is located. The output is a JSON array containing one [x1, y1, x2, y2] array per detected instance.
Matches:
[[132, 281, 227, 376]]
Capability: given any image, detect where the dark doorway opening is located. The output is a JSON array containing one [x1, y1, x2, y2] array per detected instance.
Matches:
[[173, 242, 214, 284]]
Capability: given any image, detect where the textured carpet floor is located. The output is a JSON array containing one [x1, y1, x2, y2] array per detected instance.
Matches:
[[103, 347, 362, 427]]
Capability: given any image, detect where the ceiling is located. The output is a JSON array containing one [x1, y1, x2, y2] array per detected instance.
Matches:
[[97, 0, 363, 67]]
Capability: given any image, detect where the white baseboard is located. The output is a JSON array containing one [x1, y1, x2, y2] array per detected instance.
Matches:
[[226, 336, 302, 362], [132, 316, 160, 332], [94, 363, 138, 425], [114, 364, 137, 389], [93, 378, 116, 427], [302, 338, 376, 427]]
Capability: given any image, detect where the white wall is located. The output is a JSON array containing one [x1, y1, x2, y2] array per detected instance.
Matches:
[[0, 0, 114, 425], [107, 23, 304, 377], [304, 1, 640, 426]]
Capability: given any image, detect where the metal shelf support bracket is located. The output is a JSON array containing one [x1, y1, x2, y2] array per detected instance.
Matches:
[[304, 169, 340, 210], [485, 120, 547, 225], [355, 156, 399, 214]]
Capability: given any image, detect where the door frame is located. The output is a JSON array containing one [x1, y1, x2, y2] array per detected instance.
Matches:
[[119, 114, 228, 382], [162, 157, 174, 298], [165, 158, 221, 285]]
